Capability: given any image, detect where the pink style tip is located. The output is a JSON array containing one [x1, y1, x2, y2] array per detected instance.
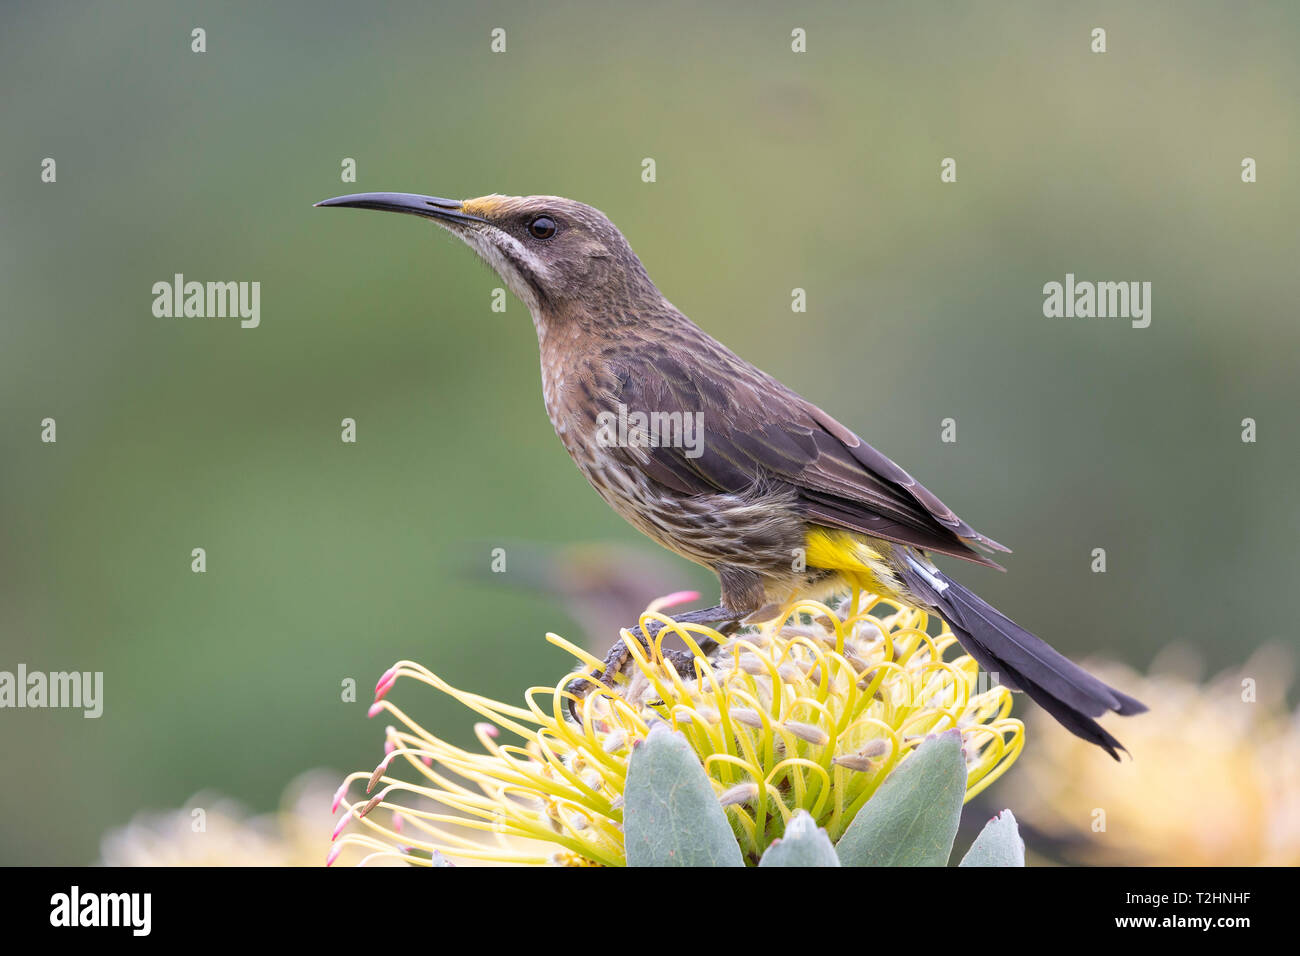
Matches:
[[331, 782, 349, 813], [367, 755, 395, 793], [660, 590, 700, 609]]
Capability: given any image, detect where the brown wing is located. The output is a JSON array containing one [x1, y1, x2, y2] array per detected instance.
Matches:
[[599, 339, 1009, 569]]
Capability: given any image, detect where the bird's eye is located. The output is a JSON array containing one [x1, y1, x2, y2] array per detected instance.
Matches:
[[527, 215, 557, 240]]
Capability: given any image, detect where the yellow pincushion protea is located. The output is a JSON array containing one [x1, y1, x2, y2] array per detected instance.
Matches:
[[331, 592, 1024, 866], [1007, 649, 1300, 866], [99, 771, 404, 867]]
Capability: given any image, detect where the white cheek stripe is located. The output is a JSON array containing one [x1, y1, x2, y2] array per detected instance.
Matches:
[[494, 232, 549, 281], [453, 227, 550, 312]]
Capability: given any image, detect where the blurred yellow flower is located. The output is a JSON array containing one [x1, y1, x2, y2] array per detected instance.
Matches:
[[1007, 648, 1300, 866], [99, 770, 400, 867], [333, 592, 1024, 865]]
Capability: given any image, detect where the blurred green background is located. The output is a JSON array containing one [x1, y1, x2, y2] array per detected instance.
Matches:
[[2, 1, 1297, 864]]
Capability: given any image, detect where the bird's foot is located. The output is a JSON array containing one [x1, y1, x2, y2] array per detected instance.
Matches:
[[564, 618, 734, 724]]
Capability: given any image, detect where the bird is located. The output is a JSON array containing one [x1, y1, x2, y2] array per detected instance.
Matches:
[[315, 190, 1147, 758]]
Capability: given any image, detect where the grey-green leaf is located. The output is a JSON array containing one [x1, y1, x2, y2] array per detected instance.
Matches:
[[834, 729, 966, 866], [958, 809, 1025, 867], [623, 723, 744, 867], [758, 811, 841, 867]]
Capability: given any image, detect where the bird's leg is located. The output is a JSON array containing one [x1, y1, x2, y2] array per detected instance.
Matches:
[[564, 604, 741, 723]]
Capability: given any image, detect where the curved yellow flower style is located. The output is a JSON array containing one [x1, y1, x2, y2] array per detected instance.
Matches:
[[331, 592, 1025, 866]]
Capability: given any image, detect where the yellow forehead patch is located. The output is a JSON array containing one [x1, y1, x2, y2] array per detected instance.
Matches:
[[460, 194, 515, 219]]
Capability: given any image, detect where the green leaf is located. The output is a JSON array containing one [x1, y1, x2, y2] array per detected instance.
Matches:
[[623, 723, 744, 867], [958, 809, 1025, 867], [834, 729, 966, 866], [758, 811, 841, 867]]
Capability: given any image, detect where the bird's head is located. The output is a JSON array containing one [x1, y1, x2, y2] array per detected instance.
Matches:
[[314, 192, 660, 315]]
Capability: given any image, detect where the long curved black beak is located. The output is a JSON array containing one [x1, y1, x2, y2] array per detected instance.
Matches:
[[313, 192, 487, 226]]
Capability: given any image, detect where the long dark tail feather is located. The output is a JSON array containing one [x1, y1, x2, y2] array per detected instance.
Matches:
[[957, 632, 1133, 760], [923, 574, 1147, 761]]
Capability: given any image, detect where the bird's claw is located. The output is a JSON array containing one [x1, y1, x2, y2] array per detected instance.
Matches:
[[564, 624, 649, 724], [564, 623, 717, 724]]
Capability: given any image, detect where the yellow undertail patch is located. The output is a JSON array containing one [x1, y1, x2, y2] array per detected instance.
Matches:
[[803, 528, 903, 596]]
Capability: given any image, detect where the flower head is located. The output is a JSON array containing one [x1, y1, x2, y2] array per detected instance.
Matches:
[[333, 592, 1024, 865], [99, 770, 402, 867], [1007, 648, 1300, 866]]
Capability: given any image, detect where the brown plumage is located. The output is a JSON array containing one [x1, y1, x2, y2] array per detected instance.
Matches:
[[317, 190, 1147, 758]]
